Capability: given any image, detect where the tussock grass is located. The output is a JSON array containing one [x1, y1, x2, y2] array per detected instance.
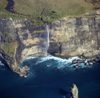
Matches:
[[0, 0, 99, 22], [14, 0, 94, 17], [0, 0, 25, 19], [14, 0, 94, 23], [13, 0, 96, 22]]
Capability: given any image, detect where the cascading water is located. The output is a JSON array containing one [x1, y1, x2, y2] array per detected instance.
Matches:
[[44, 23, 50, 56]]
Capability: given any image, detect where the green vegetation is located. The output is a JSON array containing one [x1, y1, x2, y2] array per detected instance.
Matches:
[[14, 0, 94, 16], [0, 0, 100, 23], [33, 30, 45, 34], [3, 32, 12, 42], [0, 0, 25, 19], [0, 32, 17, 57], [14, 0, 95, 22], [40, 10, 61, 23], [1, 42, 16, 57]]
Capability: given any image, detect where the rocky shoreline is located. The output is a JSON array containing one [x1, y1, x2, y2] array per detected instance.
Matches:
[[1, 10, 100, 77], [12, 50, 100, 77], [12, 65, 29, 78], [70, 50, 100, 69]]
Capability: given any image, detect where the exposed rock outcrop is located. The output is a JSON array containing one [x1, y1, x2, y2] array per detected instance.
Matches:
[[49, 11, 100, 58], [0, 18, 46, 77], [71, 84, 79, 98], [0, 10, 100, 76]]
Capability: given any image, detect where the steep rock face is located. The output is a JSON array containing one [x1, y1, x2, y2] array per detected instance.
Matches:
[[0, 18, 46, 77], [49, 15, 100, 58], [0, 11, 100, 76]]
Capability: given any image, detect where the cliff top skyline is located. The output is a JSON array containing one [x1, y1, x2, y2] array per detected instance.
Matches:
[[0, 0, 100, 21]]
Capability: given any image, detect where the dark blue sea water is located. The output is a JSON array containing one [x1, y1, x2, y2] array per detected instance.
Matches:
[[0, 55, 100, 98], [6, 0, 14, 12]]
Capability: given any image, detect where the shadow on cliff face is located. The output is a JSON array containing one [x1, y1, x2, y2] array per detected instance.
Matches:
[[85, 0, 100, 9], [0, 56, 10, 70], [85, 0, 100, 4]]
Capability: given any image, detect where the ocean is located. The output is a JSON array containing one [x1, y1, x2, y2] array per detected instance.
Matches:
[[0, 55, 100, 98]]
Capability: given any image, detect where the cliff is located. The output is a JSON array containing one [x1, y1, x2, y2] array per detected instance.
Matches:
[[0, 10, 100, 76], [49, 11, 100, 58], [0, 18, 46, 77]]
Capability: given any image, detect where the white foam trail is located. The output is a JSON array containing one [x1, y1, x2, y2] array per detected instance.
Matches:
[[36, 55, 80, 65], [39, 55, 92, 68], [0, 64, 5, 66], [0, 61, 4, 66], [25, 56, 36, 60], [35, 60, 44, 65], [27, 84, 48, 88], [71, 63, 86, 68], [23, 55, 92, 69], [84, 59, 91, 63]]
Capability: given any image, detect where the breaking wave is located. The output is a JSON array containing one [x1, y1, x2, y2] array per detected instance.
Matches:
[[24, 55, 92, 70]]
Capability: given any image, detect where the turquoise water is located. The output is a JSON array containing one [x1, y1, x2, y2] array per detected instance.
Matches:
[[0, 55, 100, 98]]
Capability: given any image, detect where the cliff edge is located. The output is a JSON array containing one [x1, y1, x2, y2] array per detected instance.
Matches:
[[0, 10, 100, 76]]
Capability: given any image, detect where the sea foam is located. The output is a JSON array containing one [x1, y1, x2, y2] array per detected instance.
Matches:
[[24, 55, 92, 69]]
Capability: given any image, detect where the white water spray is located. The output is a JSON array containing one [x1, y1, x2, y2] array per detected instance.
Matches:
[[44, 23, 50, 56]]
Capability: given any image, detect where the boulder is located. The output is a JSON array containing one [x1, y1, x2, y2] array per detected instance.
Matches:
[[91, 57, 96, 61], [89, 61, 94, 65], [71, 84, 79, 98], [72, 59, 77, 64], [77, 59, 84, 63], [85, 62, 89, 66], [85, 60, 94, 66], [95, 58, 99, 61], [73, 65, 81, 69]]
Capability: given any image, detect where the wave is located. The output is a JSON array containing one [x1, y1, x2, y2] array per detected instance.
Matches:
[[0, 61, 5, 66], [36, 55, 79, 64], [25, 56, 37, 60], [0, 61, 6, 71], [25, 55, 91, 69]]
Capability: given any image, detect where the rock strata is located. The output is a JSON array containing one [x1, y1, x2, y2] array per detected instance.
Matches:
[[1, 10, 100, 76], [0, 18, 46, 77], [49, 14, 100, 58]]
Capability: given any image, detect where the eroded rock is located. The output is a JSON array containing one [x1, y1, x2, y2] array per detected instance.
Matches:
[[71, 84, 79, 98], [1, 12, 100, 77]]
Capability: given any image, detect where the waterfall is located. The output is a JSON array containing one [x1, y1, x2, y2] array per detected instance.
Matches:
[[44, 23, 50, 56]]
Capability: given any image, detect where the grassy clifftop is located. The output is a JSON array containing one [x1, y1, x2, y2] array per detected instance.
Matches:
[[0, 0, 100, 22], [14, 0, 94, 17], [0, 0, 25, 19]]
